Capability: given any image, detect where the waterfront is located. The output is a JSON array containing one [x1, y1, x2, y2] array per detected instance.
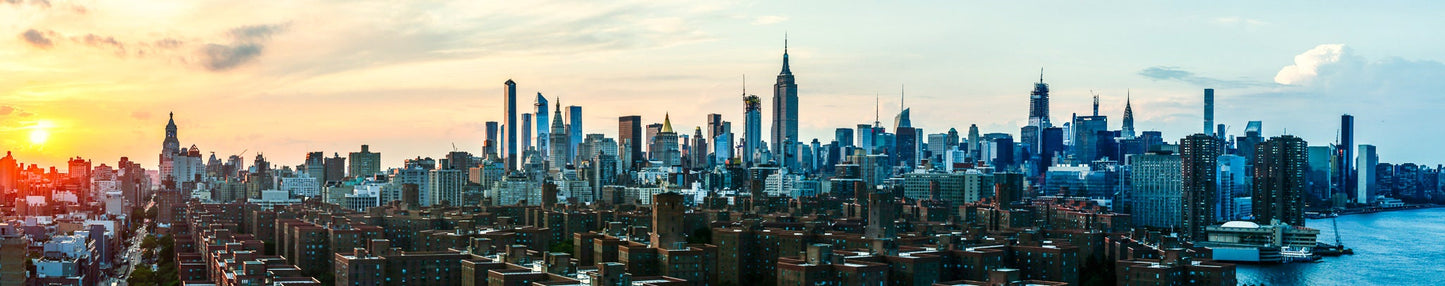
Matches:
[[1236, 207, 1445, 285]]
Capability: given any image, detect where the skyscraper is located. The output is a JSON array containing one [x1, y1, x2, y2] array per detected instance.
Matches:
[[1071, 115, 1107, 163], [1357, 144, 1377, 204], [656, 114, 681, 167], [1121, 92, 1136, 140], [1029, 69, 1051, 128], [536, 93, 549, 158], [550, 102, 570, 169], [348, 145, 381, 178], [744, 94, 763, 166], [619, 116, 643, 170], [707, 113, 724, 139], [1339, 114, 1355, 201], [1181, 134, 1220, 241], [1254, 135, 1308, 226], [835, 128, 854, 148], [160, 112, 180, 183], [1203, 88, 1215, 137], [1131, 152, 1182, 228], [967, 124, 981, 160], [569, 105, 583, 163], [772, 36, 799, 170], [484, 121, 499, 158], [503, 79, 518, 171], [520, 113, 532, 154]]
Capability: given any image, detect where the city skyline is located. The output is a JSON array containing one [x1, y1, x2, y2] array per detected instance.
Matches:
[[5, 1, 1445, 168]]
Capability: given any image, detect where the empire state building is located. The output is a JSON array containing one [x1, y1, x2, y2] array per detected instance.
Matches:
[[771, 37, 798, 169]]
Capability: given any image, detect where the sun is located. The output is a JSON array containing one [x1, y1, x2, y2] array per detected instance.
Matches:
[[29, 129, 49, 145]]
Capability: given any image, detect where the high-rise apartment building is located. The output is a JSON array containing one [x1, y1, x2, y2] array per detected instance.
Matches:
[[503, 79, 519, 171], [1254, 135, 1308, 226], [1203, 88, 1215, 136], [1339, 114, 1355, 201], [348, 145, 381, 178], [1181, 134, 1220, 241]]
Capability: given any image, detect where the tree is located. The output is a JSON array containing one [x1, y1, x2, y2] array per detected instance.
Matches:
[[129, 265, 156, 286], [141, 234, 158, 249]]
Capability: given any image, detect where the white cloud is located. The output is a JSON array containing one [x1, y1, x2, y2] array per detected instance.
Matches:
[[1274, 44, 1345, 85], [752, 15, 788, 25]]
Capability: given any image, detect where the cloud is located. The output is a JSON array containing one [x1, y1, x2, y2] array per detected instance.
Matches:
[[131, 111, 151, 120], [1137, 66, 1270, 88], [200, 24, 289, 71], [20, 29, 53, 48], [752, 15, 788, 25], [0, 106, 13, 115], [1274, 44, 1346, 85]]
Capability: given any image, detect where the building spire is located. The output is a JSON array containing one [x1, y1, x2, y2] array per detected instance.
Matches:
[[779, 34, 792, 75], [1039, 67, 1044, 83], [662, 112, 674, 133], [874, 93, 881, 128]]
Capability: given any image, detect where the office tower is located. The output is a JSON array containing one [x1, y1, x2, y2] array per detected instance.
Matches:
[[744, 94, 763, 165], [646, 123, 663, 160], [619, 116, 643, 170], [484, 121, 499, 158], [772, 37, 799, 168], [835, 128, 854, 148], [1339, 114, 1355, 201], [652, 192, 685, 249], [1182, 134, 1219, 241], [1254, 135, 1308, 226], [856, 124, 873, 152], [325, 153, 346, 181], [348, 145, 381, 177], [691, 127, 708, 168], [707, 113, 724, 139], [536, 93, 549, 157], [1131, 152, 1182, 228], [550, 102, 570, 169], [160, 112, 180, 182], [1236, 121, 1263, 166], [656, 114, 681, 167], [1357, 144, 1377, 203], [1071, 116, 1107, 163], [1217, 154, 1248, 221], [569, 105, 583, 162], [503, 79, 518, 171], [967, 124, 980, 160], [894, 105, 917, 169], [520, 113, 532, 154], [1029, 69, 1051, 127], [1306, 146, 1333, 200], [1122, 93, 1135, 139], [1203, 88, 1214, 136], [1041, 127, 1065, 167]]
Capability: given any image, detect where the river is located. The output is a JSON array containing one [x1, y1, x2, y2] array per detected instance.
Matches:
[[1235, 207, 1445, 285]]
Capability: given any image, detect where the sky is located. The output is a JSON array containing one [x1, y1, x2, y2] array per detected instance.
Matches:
[[3, 0, 1444, 169]]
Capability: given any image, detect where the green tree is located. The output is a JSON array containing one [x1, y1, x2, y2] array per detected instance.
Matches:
[[129, 265, 156, 286], [141, 234, 158, 249]]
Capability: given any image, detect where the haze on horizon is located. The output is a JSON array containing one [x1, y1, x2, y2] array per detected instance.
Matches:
[[3, 0, 1444, 168]]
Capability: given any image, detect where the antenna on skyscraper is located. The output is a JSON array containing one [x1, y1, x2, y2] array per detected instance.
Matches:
[[742, 74, 746, 96], [1091, 90, 1101, 116], [900, 84, 906, 111], [874, 93, 881, 128], [1039, 67, 1044, 83]]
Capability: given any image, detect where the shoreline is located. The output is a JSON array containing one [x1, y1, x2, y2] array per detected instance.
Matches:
[[1307, 204, 1442, 219]]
